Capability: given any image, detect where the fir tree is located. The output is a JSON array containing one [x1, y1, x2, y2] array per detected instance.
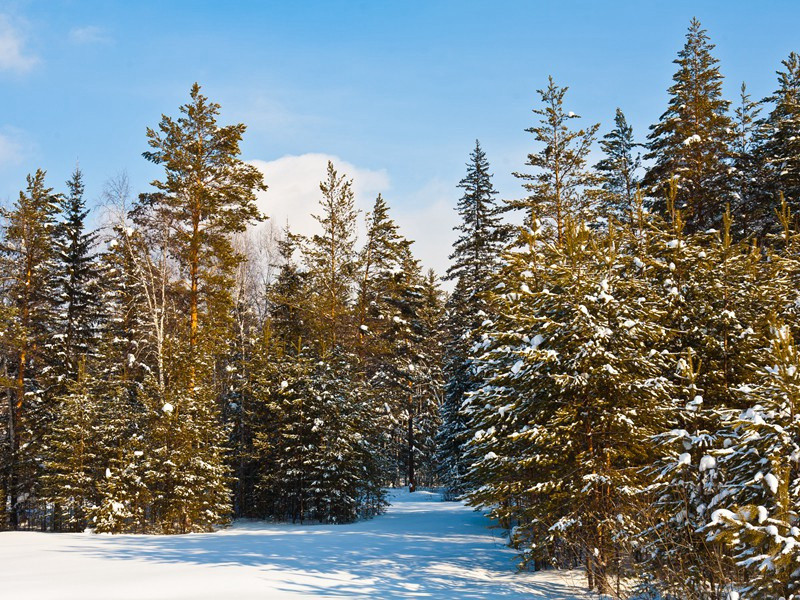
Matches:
[[42, 361, 101, 531], [438, 141, 507, 497], [53, 167, 100, 382], [304, 161, 359, 352], [643, 18, 734, 232], [595, 108, 641, 223], [0, 170, 60, 529], [510, 77, 600, 243], [705, 323, 800, 600], [760, 52, 800, 217], [731, 83, 767, 235]]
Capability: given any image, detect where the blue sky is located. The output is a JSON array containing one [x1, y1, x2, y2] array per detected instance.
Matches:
[[1, 0, 799, 274]]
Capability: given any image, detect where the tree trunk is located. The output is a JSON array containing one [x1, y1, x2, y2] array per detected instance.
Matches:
[[407, 407, 415, 493]]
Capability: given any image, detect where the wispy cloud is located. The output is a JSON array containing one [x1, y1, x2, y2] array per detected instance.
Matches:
[[69, 25, 112, 45], [0, 15, 38, 72], [0, 127, 30, 168]]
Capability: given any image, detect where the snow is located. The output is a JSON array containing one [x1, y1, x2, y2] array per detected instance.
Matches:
[[161, 402, 174, 414], [699, 455, 716, 472], [0, 489, 589, 599], [683, 134, 702, 145], [763, 472, 779, 494]]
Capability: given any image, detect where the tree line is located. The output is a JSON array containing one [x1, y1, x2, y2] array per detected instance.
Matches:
[[0, 84, 444, 534], [440, 18, 800, 600]]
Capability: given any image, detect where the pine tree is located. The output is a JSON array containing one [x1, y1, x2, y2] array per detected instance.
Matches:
[[465, 214, 676, 593], [49, 167, 101, 389], [760, 52, 800, 218], [731, 83, 767, 235], [643, 18, 734, 232], [91, 226, 160, 533], [510, 77, 600, 242], [253, 347, 386, 523], [130, 83, 266, 531], [267, 226, 310, 353], [595, 108, 641, 223], [705, 322, 800, 600], [42, 361, 101, 531], [438, 141, 507, 497], [303, 161, 359, 352], [140, 82, 266, 358], [411, 270, 445, 488], [0, 170, 60, 529]]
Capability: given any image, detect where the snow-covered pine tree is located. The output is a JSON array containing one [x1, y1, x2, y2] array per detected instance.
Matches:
[[52, 167, 100, 383], [705, 321, 800, 600], [640, 202, 773, 598], [411, 270, 445, 488], [41, 360, 101, 531], [0, 170, 61, 529], [760, 52, 800, 218], [90, 226, 152, 533], [267, 226, 311, 353], [438, 140, 506, 498], [466, 213, 676, 594], [253, 347, 386, 523], [304, 161, 359, 352], [510, 78, 601, 240], [731, 83, 768, 237], [129, 83, 265, 531], [643, 18, 734, 232], [595, 108, 641, 223], [355, 194, 433, 488]]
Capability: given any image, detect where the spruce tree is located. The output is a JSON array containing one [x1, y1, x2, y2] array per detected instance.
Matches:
[[643, 18, 734, 231], [0, 170, 60, 529], [760, 52, 800, 217], [53, 167, 99, 382], [705, 323, 800, 600], [595, 108, 640, 223], [731, 83, 767, 235], [304, 161, 359, 352], [438, 141, 506, 498], [510, 78, 600, 242]]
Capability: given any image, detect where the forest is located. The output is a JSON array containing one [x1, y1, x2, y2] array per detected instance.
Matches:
[[1, 17, 799, 600]]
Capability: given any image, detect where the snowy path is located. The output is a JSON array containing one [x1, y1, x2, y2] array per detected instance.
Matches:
[[0, 489, 589, 599]]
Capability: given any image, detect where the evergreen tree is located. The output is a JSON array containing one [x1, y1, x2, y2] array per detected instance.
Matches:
[[140, 82, 266, 357], [705, 322, 800, 600], [760, 52, 800, 217], [303, 161, 359, 351], [130, 83, 266, 531], [267, 226, 310, 353], [42, 361, 101, 531], [0, 170, 60, 529], [643, 18, 734, 232], [438, 141, 507, 498], [510, 77, 600, 242], [731, 83, 767, 235], [465, 214, 676, 594], [595, 108, 641, 223], [53, 167, 99, 382]]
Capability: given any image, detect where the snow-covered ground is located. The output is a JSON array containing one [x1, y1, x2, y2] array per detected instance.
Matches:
[[0, 489, 590, 599]]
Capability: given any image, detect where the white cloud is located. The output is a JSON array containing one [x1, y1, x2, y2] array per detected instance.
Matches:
[[394, 178, 459, 282], [250, 153, 389, 239], [0, 128, 28, 168], [250, 153, 457, 284], [69, 25, 111, 45], [0, 15, 37, 72]]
